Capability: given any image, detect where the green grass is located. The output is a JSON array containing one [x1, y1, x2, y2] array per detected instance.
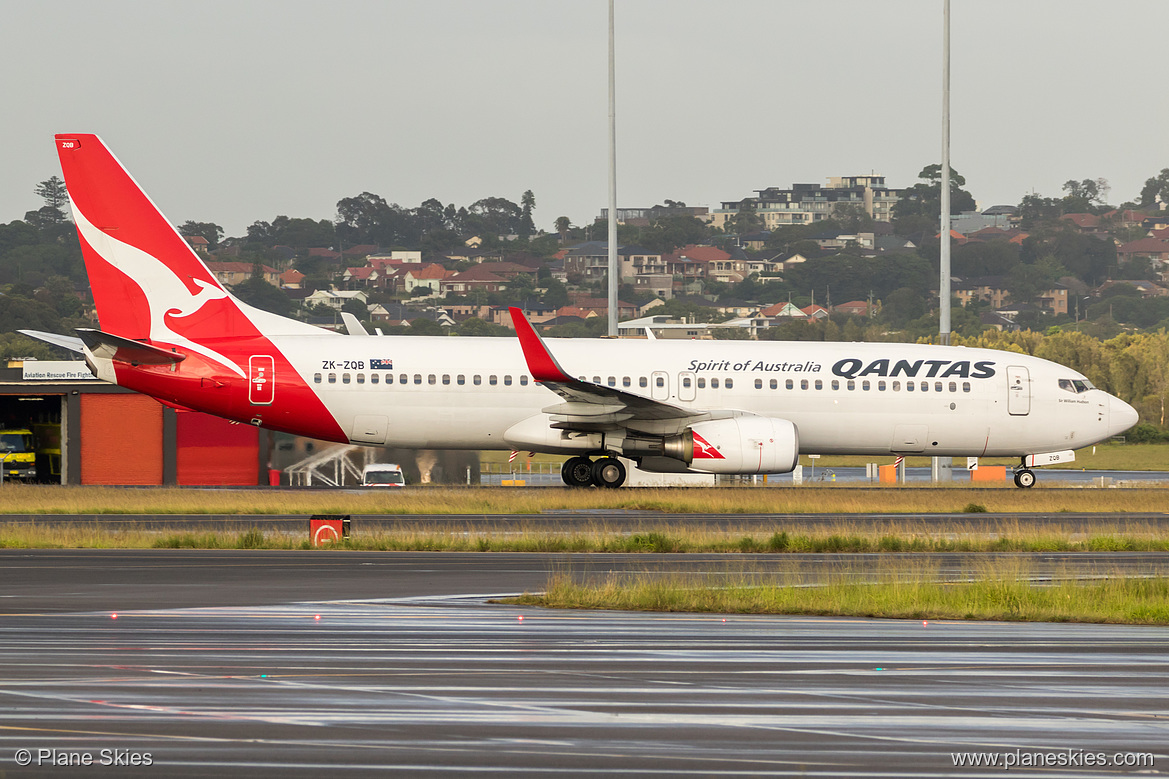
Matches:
[[505, 560, 1169, 625]]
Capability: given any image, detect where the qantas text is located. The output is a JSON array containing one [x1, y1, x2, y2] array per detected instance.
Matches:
[[832, 358, 996, 380]]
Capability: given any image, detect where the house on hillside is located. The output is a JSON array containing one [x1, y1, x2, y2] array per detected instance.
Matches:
[[205, 261, 279, 286]]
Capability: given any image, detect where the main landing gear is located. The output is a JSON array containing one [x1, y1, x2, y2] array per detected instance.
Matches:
[[561, 455, 627, 488], [1013, 463, 1036, 489]]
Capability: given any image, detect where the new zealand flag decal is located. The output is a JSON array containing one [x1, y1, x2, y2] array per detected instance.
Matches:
[[370, 358, 393, 370]]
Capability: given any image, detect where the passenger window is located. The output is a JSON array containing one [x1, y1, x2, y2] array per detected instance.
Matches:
[[962, 382, 971, 393], [504, 375, 512, 386], [831, 380, 840, 390], [907, 381, 915, 392], [770, 379, 777, 389], [608, 376, 616, 387], [683, 377, 692, 388], [711, 378, 720, 389], [639, 377, 648, 388], [725, 378, 733, 389], [372, 373, 380, 384], [697, 378, 706, 389], [313, 373, 322, 384], [413, 374, 422, 385], [800, 379, 808, 390], [386, 374, 393, 384], [861, 380, 870, 391], [949, 381, 957, 392], [878, 380, 885, 391], [847, 380, 856, 391], [656, 376, 665, 388], [489, 375, 498, 386], [474, 375, 482, 385], [520, 375, 528, 386], [622, 377, 631, 387], [892, 380, 900, 391], [428, 374, 436, 385], [754, 379, 763, 389], [442, 374, 450, 385], [814, 379, 823, 390], [920, 381, 928, 392], [328, 373, 336, 384], [934, 381, 943, 392], [400, 374, 407, 384], [342, 373, 351, 384], [457, 374, 465, 385], [356, 373, 365, 385], [593, 376, 601, 384], [786, 379, 794, 390]]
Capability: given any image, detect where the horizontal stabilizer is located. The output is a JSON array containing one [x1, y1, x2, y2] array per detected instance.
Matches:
[[340, 312, 370, 336], [17, 329, 85, 354], [75, 328, 187, 366]]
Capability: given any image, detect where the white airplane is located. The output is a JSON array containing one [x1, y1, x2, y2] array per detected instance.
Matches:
[[26, 134, 1138, 489]]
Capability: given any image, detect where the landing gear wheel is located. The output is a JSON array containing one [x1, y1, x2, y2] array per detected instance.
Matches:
[[1014, 469, 1036, 488], [562, 456, 594, 488], [591, 457, 626, 489]]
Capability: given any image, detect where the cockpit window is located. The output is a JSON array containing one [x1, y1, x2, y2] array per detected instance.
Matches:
[[1059, 378, 1095, 394]]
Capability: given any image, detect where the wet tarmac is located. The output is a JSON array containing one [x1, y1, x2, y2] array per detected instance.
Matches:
[[0, 550, 1166, 776]]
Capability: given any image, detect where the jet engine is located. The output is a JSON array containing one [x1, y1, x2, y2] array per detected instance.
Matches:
[[684, 417, 799, 474]]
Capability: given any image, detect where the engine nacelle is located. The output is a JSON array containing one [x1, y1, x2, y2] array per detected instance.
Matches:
[[686, 417, 799, 474]]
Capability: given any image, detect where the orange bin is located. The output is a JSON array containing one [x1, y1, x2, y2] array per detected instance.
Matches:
[[970, 466, 1007, 482]]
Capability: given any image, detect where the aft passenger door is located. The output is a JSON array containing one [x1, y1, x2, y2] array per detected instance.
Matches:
[[1006, 365, 1030, 416], [248, 355, 274, 405]]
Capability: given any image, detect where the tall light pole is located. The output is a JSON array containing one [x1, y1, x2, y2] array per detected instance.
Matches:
[[934, 0, 953, 484], [939, 0, 951, 346], [606, 0, 618, 337]]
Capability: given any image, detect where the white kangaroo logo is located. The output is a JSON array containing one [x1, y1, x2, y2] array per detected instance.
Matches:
[[73, 206, 246, 378]]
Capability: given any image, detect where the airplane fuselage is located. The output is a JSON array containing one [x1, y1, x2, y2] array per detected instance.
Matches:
[[107, 334, 1125, 460]]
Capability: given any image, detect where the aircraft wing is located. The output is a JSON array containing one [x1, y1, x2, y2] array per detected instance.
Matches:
[[509, 307, 699, 428]]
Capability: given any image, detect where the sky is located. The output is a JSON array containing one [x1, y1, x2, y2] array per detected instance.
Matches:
[[3, 0, 1167, 239]]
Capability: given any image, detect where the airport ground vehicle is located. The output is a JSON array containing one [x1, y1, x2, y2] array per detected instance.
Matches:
[[0, 428, 37, 481], [361, 463, 405, 487]]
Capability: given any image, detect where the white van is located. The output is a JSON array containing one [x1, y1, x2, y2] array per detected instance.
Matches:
[[362, 463, 405, 487]]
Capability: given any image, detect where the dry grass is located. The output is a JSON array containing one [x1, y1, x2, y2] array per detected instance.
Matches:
[[507, 558, 1169, 625], [1, 516, 1167, 553], [1, 482, 1169, 516]]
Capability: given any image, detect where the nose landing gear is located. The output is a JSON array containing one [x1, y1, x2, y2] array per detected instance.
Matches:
[[1013, 465, 1036, 488], [561, 455, 627, 488]]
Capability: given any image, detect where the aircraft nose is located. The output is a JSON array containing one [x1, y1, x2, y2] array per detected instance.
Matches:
[[1108, 395, 1139, 436]]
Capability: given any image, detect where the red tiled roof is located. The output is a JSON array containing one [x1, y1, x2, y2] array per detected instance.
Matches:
[[407, 263, 453, 280], [1118, 238, 1169, 254], [1061, 213, 1101, 228], [662, 244, 731, 263]]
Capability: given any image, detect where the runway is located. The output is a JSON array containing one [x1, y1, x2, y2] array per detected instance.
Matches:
[[1, 550, 1166, 776]]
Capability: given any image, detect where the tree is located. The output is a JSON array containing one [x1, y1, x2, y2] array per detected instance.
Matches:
[[1138, 168, 1169, 209], [722, 198, 763, 235], [554, 216, 571, 244], [519, 190, 536, 239], [1061, 178, 1110, 213], [892, 164, 977, 235], [178, 221, 224, 249], [33, 176, 68, 223], [231, 276, 294, 317]]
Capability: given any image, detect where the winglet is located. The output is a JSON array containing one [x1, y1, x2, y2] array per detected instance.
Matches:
[[509, 307, 575, 383]]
